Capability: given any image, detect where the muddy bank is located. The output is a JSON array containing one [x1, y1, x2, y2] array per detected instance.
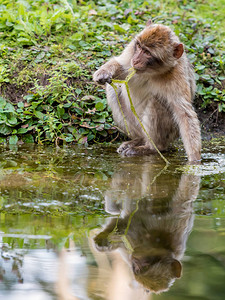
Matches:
[[198, 108, 225, 137]]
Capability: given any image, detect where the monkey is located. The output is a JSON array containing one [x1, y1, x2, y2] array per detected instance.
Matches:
[[92, 160, 201, 293], [93, 20, 201, 162]]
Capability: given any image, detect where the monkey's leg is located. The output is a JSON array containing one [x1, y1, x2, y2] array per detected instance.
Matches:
[[169, 98, 201, 162], [117, 100, 176, 156]]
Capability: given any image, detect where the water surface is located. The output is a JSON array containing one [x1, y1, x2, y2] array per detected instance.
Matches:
[[0, 142, 225, 300]]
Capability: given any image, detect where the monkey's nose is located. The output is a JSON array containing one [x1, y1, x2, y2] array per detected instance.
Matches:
[[131, 58, 145, 71]]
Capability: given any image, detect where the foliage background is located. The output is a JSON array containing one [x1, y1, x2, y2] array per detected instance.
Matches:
[[0, 0, 225, 145]]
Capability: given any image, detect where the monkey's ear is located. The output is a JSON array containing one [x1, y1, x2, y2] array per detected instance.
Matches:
[[173, 43, 184, 59], [171, 259, 182, 278], [146, 19, 153, 26]]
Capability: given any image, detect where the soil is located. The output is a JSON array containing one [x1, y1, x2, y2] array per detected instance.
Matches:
[[197, 107, 225, 138]]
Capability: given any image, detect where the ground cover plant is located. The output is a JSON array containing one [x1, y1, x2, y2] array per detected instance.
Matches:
[[0, 0, 224, 145]]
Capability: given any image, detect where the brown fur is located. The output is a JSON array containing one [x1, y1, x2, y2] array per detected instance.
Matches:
[[93, 22, 201, 162], [139, 26, 170, 48]]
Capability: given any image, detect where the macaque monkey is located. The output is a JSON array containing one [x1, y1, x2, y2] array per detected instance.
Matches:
[[93, 20, 201, 162], [93, 161, 201, 293]]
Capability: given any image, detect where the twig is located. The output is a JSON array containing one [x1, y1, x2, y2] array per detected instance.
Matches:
[[110, 131, 120, 143]]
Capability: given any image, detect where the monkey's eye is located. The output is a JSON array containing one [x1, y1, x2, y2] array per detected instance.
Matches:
[[144, 49, 151, 57], [136, 42, 141, 49]]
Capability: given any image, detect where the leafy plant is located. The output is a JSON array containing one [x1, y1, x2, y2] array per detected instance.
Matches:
[[0, 0, 224, 145]]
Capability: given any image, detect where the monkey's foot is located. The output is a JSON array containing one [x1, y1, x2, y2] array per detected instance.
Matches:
[[117, 140, 143, 154], [118, 142, 157, 156]]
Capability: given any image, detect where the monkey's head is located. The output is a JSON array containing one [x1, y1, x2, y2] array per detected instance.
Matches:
[[131, 23, 184, 74], [131, 253, 182, 294]]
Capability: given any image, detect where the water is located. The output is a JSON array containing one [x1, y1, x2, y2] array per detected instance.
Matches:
[[0, 141, 225, 300]]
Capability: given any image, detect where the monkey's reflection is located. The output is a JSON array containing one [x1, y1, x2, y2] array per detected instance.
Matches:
[[93, 161, 200, 294]]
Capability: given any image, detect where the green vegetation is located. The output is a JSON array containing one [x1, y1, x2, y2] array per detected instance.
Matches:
[[0, 0, 224, 145]]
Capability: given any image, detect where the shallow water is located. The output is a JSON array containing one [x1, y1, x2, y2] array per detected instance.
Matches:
[[0, 141, 225, 300]]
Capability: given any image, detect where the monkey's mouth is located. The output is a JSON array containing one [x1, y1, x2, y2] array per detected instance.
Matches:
[[131, 60, 147, 72]]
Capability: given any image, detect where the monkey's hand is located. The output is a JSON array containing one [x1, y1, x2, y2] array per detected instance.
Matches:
[[93, 69, 112, 85]]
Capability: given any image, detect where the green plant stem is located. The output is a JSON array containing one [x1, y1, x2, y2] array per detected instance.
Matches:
[[111, 69, 169, 165], [111, 82, 130, 137]]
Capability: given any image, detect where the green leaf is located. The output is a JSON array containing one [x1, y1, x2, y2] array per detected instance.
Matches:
[[4, 102, 15, 113], [17, 37, 32, 45], [98, 130, 107, 137], [0, 137, 6, 144], [24, 94, 35, 102], [7, 116, 18, 125], [34, 111, 45, 120], [0, 124, 13, 135], [9, 135, 18, 145], [63, 102, 72, 108], [200, 74, 214, 85], [18, 128, 28, 134], [76, 88, 82, 95], [57, 106, 65, 117], [0, 97, 6, 109], [195, 65, 205, 71], [22, 134, 34, 143], [70, 33, 83, 41], [68, 45, 77, 50], [35, 52, 46, 62], [113, 24, 126, 33], [0, 113, 7, 123], [87, 133, 95, 141], [17, 101, 24, 108], [95, 102, 105, 111], [65, 134, 74, 142]]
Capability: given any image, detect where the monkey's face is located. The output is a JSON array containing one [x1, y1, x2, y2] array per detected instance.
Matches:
[[131, 25, 184, 74], [131, 254, 182, 293], [131, 40, 163, 72]]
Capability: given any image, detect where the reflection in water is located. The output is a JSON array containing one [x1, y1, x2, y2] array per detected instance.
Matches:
[[1, 144, 225, 299], [91, 162, 200, 298], [57, 245, 80, 300]]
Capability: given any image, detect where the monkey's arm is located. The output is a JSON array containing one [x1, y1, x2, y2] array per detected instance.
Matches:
[[169, 96, 201, 162], [93, 41, 135, 85], [93, 58, 124, 84], [172, 174, 200, 208]]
